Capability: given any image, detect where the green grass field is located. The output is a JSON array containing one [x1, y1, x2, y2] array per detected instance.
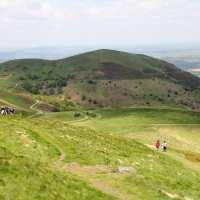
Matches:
[[73, 108, 200, 154], [1, 114, 200, 199]]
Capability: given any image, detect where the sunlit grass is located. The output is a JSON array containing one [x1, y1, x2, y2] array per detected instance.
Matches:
[[0, 110, 200, 199]]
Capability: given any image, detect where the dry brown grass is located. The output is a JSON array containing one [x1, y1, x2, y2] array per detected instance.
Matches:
[[17, 94, 35, 104], [169, 147, 200, 162]]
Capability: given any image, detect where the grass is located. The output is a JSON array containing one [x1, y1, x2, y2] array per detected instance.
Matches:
[[0, 147, 116, 200], [0, 110, 199, 199], [1, 49, 200, 110], [41, 111, 86, 122], [0, 79, 16, 89], [0, 114, 200, 199], [44, 107, 200, 155], [0, 49, 200, 199], [0, 89, 34, 110]]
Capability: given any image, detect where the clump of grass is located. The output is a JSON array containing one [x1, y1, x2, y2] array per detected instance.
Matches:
[[169, 147, 200, 162]]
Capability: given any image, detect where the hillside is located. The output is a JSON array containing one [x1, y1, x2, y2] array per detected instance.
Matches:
[[0, 49, 200, 199], [0, 114, 200, 200], [0, 49, 200, 110]]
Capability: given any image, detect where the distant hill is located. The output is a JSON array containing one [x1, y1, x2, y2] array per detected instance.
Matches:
[[1, 50, 200, 200], [0, 49, 200, 110]]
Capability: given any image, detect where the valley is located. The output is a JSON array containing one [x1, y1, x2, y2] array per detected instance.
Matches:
[[0, 49, 200, 199]]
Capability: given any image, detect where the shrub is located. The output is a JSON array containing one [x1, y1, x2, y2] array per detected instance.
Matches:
[[74, 112, 80, 117], [52, 107, 60, 112], [82, 94, 86, 101], [87, 80, 95, 84]]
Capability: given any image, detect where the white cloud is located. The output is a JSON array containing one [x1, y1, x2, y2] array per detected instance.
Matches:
[[29, 3, 53, 18], [1, 0, 200, 47]]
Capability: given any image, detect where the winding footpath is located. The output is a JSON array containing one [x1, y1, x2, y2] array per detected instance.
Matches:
[[9, 82, 22, 92], [28, 100, 46, 118]]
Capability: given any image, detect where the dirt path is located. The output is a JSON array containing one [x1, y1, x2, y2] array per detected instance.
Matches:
[[144, 143, 200, 172], [63, 114, 89, 124], [28, 100, 46, 118], [0, 98, 30, 111], [9, 82, 22, 91], [53, 154, 66, 167], [63, 112, 102, 125]]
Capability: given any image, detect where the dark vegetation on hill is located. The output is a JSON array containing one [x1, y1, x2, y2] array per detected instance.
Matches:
[[0, 49, 200, 110]]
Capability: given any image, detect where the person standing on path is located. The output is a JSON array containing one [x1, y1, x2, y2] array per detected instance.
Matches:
[[162, 141, 167, 152], [10, 107, 14, 115], [4, 105, 8, 115], [1, 107, 4, 115], [155, 140, 160, 151]]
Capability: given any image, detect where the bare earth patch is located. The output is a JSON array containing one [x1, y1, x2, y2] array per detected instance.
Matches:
[[62, 162, 134, 200], [161, 190, 179, 199]]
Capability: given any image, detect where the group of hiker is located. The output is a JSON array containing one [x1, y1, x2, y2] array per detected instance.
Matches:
[[155, 140, 167, 152], [1, 105, 14, 115]]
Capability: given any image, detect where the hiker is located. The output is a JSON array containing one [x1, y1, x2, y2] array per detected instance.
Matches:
[[162, 141, 167, 152], [4, 105, 8, 115], [10, 107, 14, 115], [1, 107, 4, 115], [155, 140, 160, 151]]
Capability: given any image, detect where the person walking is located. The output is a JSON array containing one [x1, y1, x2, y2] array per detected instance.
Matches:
[[155, 140, 160, 151], [10, 107, 14, 115], [4, 105, 8, 115], [162, 141, 167, 152], [1, 107, 4, 115]]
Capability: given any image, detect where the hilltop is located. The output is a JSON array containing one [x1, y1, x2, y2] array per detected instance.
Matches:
[[0, 49, 200, 111]]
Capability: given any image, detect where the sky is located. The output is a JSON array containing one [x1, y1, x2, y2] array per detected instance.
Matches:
[[0, 0, 200, 48]]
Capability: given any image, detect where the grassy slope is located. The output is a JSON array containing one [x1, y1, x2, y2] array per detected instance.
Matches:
[[0, 114, 200, 200], [0, 49, 163, 80], [66, 77, 196, 109], [65, 108, 200, 153], [1, 49, 200, 110], [56, 49, 163, 73], [0, 49, 200, 199]]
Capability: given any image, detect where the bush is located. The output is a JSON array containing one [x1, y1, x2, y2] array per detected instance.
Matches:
[[52, 107, 60, 112], [87, 80, 96, 84], [93, 100, 97, 104], [82, 94, 86, 101], [74, 112, 80, 117]]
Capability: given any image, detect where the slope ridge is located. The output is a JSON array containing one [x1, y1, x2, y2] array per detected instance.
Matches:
[[0, 49, 200, 110]]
